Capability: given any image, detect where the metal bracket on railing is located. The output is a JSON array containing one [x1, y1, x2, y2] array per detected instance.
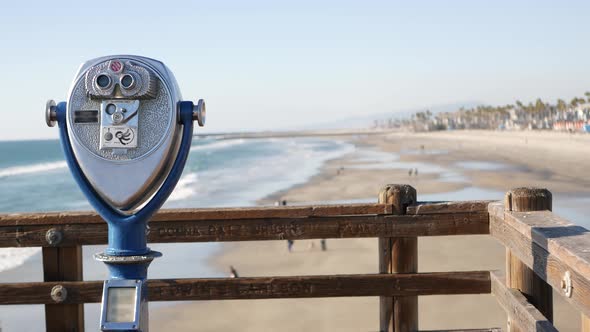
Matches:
[[561, 270, 572, 298]]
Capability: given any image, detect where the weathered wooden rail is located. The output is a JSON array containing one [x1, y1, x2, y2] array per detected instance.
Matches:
[[0, 184, 588, 331]]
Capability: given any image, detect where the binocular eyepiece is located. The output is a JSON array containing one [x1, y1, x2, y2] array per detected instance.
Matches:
[[86, 59, 158, 100]]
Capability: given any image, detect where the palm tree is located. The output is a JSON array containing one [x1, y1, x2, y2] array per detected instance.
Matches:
[[557, 99, 566, 111], [535, 98, 545, 112], [526, 102, 534, 113], [585, 91, 590, 103]]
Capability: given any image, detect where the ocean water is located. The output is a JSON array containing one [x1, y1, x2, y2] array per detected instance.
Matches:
[[0, 137, 354, 212], [0, 136, 356, 331], [0, 137, 355, 272]]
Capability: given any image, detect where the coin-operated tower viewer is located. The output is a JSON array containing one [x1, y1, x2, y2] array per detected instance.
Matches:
[[45, 55, 206, 331]]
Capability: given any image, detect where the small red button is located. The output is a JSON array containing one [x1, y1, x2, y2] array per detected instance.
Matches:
[[110, 61, 122, 72]]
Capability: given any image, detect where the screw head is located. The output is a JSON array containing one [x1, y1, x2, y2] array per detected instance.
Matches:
[[112, 111, 124, 124], [45, 228, 63, 246], [50, 285, 67, 303]]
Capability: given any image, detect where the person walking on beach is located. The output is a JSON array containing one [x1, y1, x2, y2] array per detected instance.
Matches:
[[282, 200, 295, 252], [321, 239, 327, 251], [229, 265, 239, 278]]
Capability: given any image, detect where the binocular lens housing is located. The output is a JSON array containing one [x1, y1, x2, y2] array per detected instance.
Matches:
[[96, 74, 111, 88], [95, 73, 136, 91], [120, 74, 134, 89]]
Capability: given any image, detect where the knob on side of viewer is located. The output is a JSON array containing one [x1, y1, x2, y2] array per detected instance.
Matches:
[[45, 99, 57, 127], [192, 99, 206, 127]]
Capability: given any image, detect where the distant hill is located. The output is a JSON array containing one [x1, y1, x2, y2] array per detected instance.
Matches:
[[192, 101, 484, 135], [299, 101, 482, 130]]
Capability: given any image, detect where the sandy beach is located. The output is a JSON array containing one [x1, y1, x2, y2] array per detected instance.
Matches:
[[149, 130, 590, 331]]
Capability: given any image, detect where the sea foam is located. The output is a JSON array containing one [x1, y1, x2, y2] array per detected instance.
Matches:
[[0, 161, 67, 178], [168, 172, 199, 202], [190, 138, 245, 152]]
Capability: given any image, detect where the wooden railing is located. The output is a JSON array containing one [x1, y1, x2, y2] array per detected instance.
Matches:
[[0, 184, 588, 331]]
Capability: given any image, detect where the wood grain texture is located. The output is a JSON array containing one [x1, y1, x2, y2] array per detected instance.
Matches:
[[0, 271, 491, 305], [42, 246, 84, 332], [391, 186, 418, 332], [490, 271, 556, 332], [379, 235, 393, 331], [502, 210, 590, 282], [0, 200, 494, 227], [406, 200, 494, 215], [505, 188, 552, 213], [490, 195, 590, 319], [420, 329, 502, 332], [487, 202, 504, 221], [503, 188, 553, 330], [490, 213, 590, 318], [379, 187, 395, 332], [379, 184, 418, 332], [0, 212, 489, 248], [0, 203, 393, 226]]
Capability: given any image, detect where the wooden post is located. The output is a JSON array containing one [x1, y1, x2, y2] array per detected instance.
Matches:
[[42, 245, 84, 332], [504, 188, 553, 331], [582, 315, 590, 332], [379, 184, 417, 332]]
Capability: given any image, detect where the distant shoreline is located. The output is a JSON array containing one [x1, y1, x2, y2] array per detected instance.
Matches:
[[3, 126, 590, 143], [193, 128, 391, 140]]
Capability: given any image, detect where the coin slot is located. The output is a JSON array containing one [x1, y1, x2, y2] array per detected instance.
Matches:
[[74, 110, 99, 123]]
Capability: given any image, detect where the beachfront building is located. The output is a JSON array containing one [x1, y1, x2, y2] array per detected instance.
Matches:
[[551, 103, 590, 132], [376, 95, 590, 133]]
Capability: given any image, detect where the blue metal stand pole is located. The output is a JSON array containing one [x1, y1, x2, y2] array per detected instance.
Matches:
[[55, 101, 197, 331]]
